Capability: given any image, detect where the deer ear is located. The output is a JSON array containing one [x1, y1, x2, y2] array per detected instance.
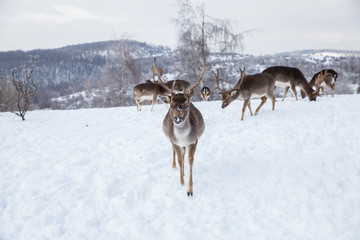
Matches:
[[231, 90, 237, 97]]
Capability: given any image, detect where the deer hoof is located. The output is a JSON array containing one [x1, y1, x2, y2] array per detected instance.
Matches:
[[187, 192, 193, 197]]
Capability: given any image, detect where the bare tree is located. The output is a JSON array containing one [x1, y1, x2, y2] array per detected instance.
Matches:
[[100, 39, 142, 107], [174, 0, 247, 94], [8, 56, 39, 120]]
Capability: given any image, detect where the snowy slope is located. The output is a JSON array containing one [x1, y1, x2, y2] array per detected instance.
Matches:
[[1, 95, 360, 240]]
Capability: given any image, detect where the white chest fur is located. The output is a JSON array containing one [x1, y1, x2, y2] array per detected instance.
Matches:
[[173, 121, 191, 147]]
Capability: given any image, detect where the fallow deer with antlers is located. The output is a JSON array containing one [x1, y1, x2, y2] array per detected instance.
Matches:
[[215, 68, 276, 120], [262, 66, 317, 101], [309, 69, 337, 97], [153, 57, 205, 196]]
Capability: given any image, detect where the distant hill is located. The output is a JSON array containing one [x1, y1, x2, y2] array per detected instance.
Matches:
[[1, 40, 359, 110], [0, 40, 171, 88]]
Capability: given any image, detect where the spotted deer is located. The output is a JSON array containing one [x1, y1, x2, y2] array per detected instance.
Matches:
[[309, 69, 337, 97], [153, 57, 205, 196], [215, 68, 276, 120], [133, 82, 170, 111], [262, 66, 317, 101]]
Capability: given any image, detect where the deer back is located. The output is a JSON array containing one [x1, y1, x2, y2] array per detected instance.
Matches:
[[134, 82, 169, 97], [165, 80, 191, 93], [262, 66, 305, 84], [263, 66, 315, 100]]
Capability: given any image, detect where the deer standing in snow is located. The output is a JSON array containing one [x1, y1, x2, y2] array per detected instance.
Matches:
[[215, 68, 276, 120], [262, 66, 317, 101], [309, 69, 337, 97], [153, 57, 205, 196], [133, 82, 170, 111]]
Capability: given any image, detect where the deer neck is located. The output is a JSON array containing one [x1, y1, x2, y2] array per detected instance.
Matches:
[[173, 116, 191, 147], [174, 116, 190, 134]]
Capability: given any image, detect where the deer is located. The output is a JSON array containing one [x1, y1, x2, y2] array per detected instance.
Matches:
[[215, 68, 276, 120], [200, 86, 211, 101], [153, 57, 205, 197], [165, 80, 191, 94], [262, 66, 317, 101], [309, 69, 337, 97], [133, 82, 170, 111]]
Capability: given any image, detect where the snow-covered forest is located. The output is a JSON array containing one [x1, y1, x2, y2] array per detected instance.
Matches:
[[1, 40, 360, 111]]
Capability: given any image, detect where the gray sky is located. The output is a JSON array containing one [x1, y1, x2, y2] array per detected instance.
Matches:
[[0, 0, 359, 55]]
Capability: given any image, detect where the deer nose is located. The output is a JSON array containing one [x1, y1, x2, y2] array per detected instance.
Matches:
[[174, 116, 182, 124]]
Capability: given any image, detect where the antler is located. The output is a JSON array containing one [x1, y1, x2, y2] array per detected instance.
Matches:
[[314, 69, 329, 88], [186, 57, 206, 95], [150, 66, 163, 83], [233, 67, 246, 90], [214, 69, 226, 93], [153, 58, 172, 93]]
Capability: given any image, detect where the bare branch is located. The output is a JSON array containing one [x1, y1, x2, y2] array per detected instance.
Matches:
[[9, 55, 39, 120]]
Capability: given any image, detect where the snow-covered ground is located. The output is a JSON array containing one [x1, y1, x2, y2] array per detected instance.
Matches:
[[1, 94, 360, 240]]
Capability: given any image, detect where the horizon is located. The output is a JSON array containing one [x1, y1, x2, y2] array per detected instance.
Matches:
[[1, 39, 360, 56]]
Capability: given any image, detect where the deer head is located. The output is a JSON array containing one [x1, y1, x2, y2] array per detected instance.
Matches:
[[153, 58, 205, 124], [214, 68, 246, 108], [200, 86, 211, 101]]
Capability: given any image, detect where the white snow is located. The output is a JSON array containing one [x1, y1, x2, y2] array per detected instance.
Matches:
[[1, 94, 360, 240]]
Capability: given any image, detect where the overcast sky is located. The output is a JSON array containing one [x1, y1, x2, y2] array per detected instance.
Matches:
[[0, 0, 359, 55]]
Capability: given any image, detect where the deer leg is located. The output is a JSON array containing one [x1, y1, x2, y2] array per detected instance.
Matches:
[[282, 86, 290, 101], [255, 96, 267, 115], [241, 99, 250, 120], [182, 148, 185, 177], [172, 144, 176, 168], [300, 90, 306, 99], [174, 145, 185, 185], [135, 97, 139, 111], [150, 95, 156, 111], [290, 83, 298, 100], [322, 87, 328, 97], [187, 142, 198, 197], [272, 97, 276, 111], [248, 102, 253, 116], [135, 97, 141, 111]]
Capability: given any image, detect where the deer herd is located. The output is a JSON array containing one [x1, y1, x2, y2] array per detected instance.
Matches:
[[134, 58, 338, 196]]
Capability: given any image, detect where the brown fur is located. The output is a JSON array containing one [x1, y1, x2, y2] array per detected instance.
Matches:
[[309, 69, 337, 97], [133, 82, 170, 111], [153, 57, 205, 196], [162, 95, 205, 196], [262, 66, 316, 101], [165, 80, 190, 93], [215, 69, 276, 120]]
